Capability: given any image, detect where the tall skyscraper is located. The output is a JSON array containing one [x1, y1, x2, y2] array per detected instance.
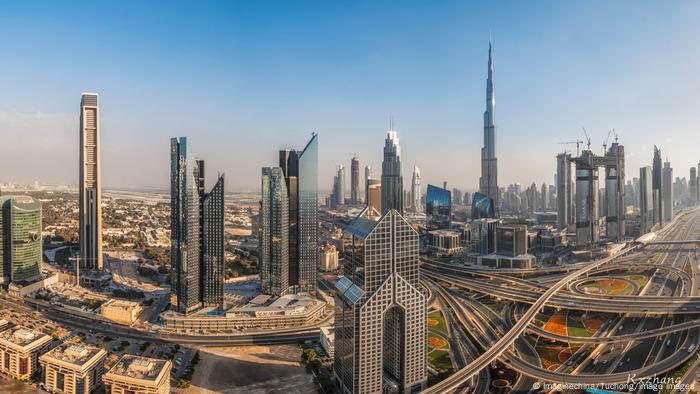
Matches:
[[171, 137, 201, 314], [350, 155, 360, 205], [334, 165, 345, 207], [690, 167, 697, 206], [479, 41, 500, 216], [262, 134, 318, 295], [574, 150, 599, 247], [411, 165, 421, 212], [364, 166, 371, 204], [381, 124, 403, 215], [652, 146, 663, 226], [426, 185, 451, 229], [260, 167, 289, 296], [171, 138, 226, 313], [79, 93, 102, 271], [0, 196, 42, 284], [556, 153, 574, 229], [201, 173, 225, 307], [640, 166, 654, 234], [662, 160, 673, 222], [604, 141, 626, 241], [540, 183, 548, 212], [334, 208, 426, 393]]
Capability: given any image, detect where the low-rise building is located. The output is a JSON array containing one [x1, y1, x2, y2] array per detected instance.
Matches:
[[0, 326, 52, 380], [160, 294, 326, 332], [427, 230, 463, 255], [103, 355, 171, 394], [39, 343, 107, 394], [100, 299, 142, 325], [320, 326, 334, 357], [319, 244, 339, 271]]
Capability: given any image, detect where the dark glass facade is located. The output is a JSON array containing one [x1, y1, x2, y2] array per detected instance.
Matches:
[[260, 167, 289, 296], [297, 134, 318, 294], [202, 175, 225, 307], [425, 185, 451, 230], [471, 192, 495, 219], [170, 137, 201, 314]]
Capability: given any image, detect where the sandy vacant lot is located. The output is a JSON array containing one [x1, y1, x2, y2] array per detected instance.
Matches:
[[0, 376, 42, 394], [182, 345, 317, 394]]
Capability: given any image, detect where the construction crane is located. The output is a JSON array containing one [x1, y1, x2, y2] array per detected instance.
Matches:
[[603, 129, 613, 152], [582, 127, 592, 151], [558, 140, 584, 156]]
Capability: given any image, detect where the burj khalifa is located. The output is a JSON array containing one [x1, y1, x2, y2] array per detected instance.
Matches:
[[479, 40, 500, 217]]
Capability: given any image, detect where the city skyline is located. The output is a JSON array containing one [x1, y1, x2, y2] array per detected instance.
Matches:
[[2, 2, 700, 192]]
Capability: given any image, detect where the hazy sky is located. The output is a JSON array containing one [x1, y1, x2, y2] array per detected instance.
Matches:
[[1, 1, 700, 193]]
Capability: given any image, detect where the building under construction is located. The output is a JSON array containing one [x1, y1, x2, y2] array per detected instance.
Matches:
[[557, 136, 626, 248]]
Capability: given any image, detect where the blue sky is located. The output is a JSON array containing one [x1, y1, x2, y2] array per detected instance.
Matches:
[[1, 1, 699, 192]]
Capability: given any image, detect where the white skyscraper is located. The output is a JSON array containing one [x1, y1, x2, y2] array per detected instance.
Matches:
[[381, 123, 403, 215], [411, 165, 421, 212], [479, 41, 500, 216]]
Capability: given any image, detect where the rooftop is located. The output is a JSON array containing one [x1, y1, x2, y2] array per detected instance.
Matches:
[[0, 326, 51, 349], [106, 355, 169, 383], [102, 299, 140, 311], [41, 343, 105, 368]]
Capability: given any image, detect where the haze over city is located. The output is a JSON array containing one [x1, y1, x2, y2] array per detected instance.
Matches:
[[2, 1, 700, 191]]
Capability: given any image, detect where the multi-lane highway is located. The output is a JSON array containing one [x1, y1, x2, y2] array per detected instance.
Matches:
[[423, 208, 700, 393]]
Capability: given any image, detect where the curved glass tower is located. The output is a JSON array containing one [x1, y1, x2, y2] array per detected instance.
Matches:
[[426, 184, 451, 230], [0, 196, 42, 283]]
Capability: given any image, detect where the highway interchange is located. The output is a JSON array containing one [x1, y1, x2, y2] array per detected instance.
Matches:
[[2, 208, 700, 393], [422, 208, 700, 393]]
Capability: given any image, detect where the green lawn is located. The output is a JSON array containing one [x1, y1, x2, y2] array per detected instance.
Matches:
[[428, 349, 453, 372], [428, 310, 448, 334], [627, 274, 649, 290], [566, 315, 590, 338]]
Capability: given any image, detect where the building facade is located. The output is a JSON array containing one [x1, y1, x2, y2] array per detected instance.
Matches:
[[0, 196, 42, 284], [334, 208, 426, 393], [170, 137, 202, 314], [366, 179, 381, 214], [411, 166, 421, 213], [662, 160, 673, 223], [381, 126, 403, 215], [479, 42, 500, 217], [426, 185, 451, 230], [201, 175, 225, 307], [79, 93, 103, 271], [102, 355, 171, 394], [40, 343, 107, 394], [350, 155, 360, 205], [0, 326, 51, 380], [260, 167, 289, 296], [262, 134, 318, 296], [640, 166, 654, 234]]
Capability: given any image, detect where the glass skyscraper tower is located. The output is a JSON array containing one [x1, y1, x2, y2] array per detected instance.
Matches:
[[350, 155, 360, 205], [170, 137, 225, 314], [334, 208, 426, 393], [171, 137, 201, 314], [261, 133, 318, 295], [479, 42, 500, 217], [0, 196, 42, 284], [381, 124, 403, 215], [201, 173, 225, 307], [260, 167, 289, 296]]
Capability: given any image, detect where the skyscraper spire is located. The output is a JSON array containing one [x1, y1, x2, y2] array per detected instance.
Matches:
[[479, 39, 499, 217]]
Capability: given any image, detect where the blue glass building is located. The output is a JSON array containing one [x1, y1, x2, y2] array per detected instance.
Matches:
[[425, 185, 451, 230], [471, 192, 495, 219]]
